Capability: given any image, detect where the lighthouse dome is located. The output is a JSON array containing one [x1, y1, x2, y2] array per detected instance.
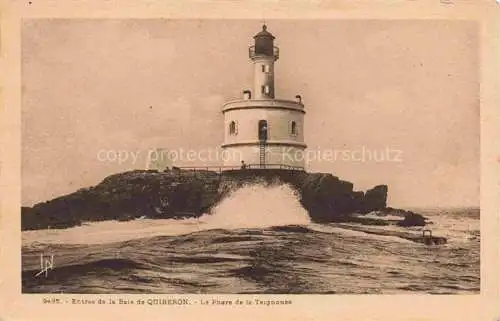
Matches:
[[252, 25, 276, 58], [253, 24, 275, 39]]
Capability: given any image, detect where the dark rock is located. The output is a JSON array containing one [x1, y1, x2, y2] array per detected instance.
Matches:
[[361, 207, 429, 227], [422, 236, 447, 245], [21, 169, 401, 230], [362, 185, 388, 213], [397, 212, 427, 227]]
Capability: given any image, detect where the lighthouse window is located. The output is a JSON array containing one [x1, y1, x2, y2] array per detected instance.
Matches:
[[261, 64, 270, 73], [229, 121, 237, 135], [290, 121, 298, 136], [261, 85, 270, 95]]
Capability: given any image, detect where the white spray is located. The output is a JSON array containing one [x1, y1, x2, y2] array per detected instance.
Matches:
[[201, 182, 311, 229]]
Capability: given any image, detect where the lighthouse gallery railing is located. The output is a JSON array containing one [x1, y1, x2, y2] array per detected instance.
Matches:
[[248, 46, 280, 60], [171, 163, 304, 174]]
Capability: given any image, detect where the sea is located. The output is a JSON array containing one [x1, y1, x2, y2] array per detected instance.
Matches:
[[21, 184, 480, 294]]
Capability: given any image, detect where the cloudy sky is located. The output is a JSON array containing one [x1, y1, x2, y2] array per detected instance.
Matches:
[[21, 19, 479, 208]]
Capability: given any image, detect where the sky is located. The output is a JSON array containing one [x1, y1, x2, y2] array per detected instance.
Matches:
[[21, 19, 479, 208]]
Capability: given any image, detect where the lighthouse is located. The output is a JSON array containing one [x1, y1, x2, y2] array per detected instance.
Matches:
[[221, 25, 307, 169]]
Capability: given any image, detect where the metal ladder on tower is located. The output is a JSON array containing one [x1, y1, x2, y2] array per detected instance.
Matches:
[[259, 141, 266, 168]]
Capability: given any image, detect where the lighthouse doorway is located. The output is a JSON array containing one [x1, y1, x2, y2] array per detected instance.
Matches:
[[258, 120, 268, 141], [258, 120, 268, 167]]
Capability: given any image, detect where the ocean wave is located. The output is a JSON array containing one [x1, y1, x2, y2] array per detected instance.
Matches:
[[21, 204, 480, 294], [268, 225, 314, 234], [23, 258, 145, 282], [22, 226, 480, 294]]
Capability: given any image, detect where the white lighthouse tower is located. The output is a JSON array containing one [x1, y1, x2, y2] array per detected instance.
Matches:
[[221, 25, 307, 169]]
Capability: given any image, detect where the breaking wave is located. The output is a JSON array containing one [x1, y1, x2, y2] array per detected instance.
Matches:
[[201, 183, 310, 229]]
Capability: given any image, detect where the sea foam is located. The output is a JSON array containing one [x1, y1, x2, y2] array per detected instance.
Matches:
[[201, 182, 311, 229]]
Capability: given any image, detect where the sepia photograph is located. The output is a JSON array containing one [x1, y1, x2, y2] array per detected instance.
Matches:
[[18, 18, 482, 295]]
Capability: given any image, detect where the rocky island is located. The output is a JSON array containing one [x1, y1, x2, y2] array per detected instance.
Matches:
[[21, 168, 429, 232]]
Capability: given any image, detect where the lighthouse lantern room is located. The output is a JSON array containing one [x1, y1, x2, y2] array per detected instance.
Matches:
[[221, 25, 307, 169]]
